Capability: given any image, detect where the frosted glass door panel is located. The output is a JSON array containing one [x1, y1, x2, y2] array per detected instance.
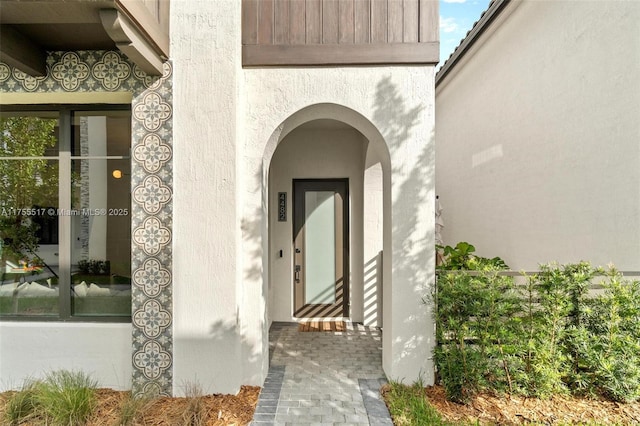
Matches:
[[304, 191, 336, 304]]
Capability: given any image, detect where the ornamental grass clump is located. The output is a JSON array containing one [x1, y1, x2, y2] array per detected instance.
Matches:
[[37, 370, 98, 426], [383, 380, 456, 426], [117, 391, 154, 426], [3, 370, 98, 426], [182, 381, 207, 426], [4, 382, 39, 425]]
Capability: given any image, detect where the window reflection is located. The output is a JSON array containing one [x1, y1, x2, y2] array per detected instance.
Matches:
[[71, 159, 131, 316], [1, 115, 60, 316], [0, 109, 131, 318]]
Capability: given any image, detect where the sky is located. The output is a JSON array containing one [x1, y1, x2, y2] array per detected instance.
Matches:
[[439, 0, 491, 69]]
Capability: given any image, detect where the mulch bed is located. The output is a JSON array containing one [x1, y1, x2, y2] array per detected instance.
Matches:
[[5, 382, 640, 425], [0, 385, 260, 426], [420, 385, 640, 425]]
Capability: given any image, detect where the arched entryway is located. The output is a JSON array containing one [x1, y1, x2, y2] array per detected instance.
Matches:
[[243, 93, 436, 388], [266, 116, 389, 326]]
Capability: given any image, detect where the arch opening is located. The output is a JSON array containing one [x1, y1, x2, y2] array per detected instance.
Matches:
[[261, 104, 391, 330]]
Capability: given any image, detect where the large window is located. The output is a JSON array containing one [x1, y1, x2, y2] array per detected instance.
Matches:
[[0, 106, 131, 321]]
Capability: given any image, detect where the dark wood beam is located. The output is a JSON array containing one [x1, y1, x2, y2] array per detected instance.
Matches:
[[100, 8, 164, 75], [115, 0, 170, 57], [243, 42, 440, 67], [0, 25, 47, 76]]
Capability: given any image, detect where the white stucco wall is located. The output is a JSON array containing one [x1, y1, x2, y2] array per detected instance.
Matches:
[[0, 323, 132, 391], [436, 1, 640, 270], [171, 0, 245, 395], [363, 160, 384, 327], [242, 67, 436, 386], [268, 125, 367, 323], [171, 0, 436, 393]]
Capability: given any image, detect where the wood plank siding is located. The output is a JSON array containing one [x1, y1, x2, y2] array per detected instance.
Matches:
[[242, 0, 439, 66]]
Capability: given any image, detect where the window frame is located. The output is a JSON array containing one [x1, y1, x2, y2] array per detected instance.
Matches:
[[0, 104, 132, 323]]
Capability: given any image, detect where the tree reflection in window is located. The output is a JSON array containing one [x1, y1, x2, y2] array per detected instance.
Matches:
[[0, 117, 58, 268]]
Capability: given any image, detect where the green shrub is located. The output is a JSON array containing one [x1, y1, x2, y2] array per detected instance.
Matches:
[[520, 262, 599, 397], [434, 269, 522, 402], [568, 269, 640, 402], [433, 255, 640, 403], [77, 259, 110, 275], [436, 242, 508, 271]]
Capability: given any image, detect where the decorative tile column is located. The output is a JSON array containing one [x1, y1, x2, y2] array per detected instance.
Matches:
[[130, 63, 174, 395], [0, 51, 174, 396]]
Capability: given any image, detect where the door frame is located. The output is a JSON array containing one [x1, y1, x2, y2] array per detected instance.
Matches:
[[292, 178, 349, 318]]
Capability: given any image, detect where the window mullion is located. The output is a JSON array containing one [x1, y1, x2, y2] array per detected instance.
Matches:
[[58, 110, 71, 319]]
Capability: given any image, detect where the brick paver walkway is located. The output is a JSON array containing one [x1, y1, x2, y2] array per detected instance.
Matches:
[[252, 322, 393, 426]]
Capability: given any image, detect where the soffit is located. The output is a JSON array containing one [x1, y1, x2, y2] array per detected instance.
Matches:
[[0, 0, 168, 76]]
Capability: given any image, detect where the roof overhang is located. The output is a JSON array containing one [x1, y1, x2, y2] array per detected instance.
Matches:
[[0, 0, 169, 76]]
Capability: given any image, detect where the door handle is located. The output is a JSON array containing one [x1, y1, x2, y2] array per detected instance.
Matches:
[[295, 265, 301, 283]]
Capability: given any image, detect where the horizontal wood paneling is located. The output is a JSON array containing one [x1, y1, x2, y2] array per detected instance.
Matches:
[[242, 0, 439, 66], [243, 42, 439, 66]]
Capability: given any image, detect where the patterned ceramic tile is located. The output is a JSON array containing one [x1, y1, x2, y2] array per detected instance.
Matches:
[[51, 52, 90, 90], [92, 51, 132, 90], [133, 340, 172, 379], [133, 258, 171, 297], [0, 51, 174, 397], [0, 63, 10, 82], [133, 134, 172, 173], [130, 59, 174, 397], [133, 175, 172, 214], [133, 299, 171, 338], [134, 92, 172, 131], [133, 217, 172, 256]]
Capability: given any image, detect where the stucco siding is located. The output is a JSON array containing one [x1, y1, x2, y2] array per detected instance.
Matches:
[[0, 323, 132, 391], [436, 1, 640, 270], [1, 0, 436, 397], [171, 0, 436, 394], [171, 0, 244, 395], [242, 66, 436, 386]]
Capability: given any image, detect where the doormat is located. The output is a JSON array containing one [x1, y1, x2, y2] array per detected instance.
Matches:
[[298, 321, 346, 332]]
